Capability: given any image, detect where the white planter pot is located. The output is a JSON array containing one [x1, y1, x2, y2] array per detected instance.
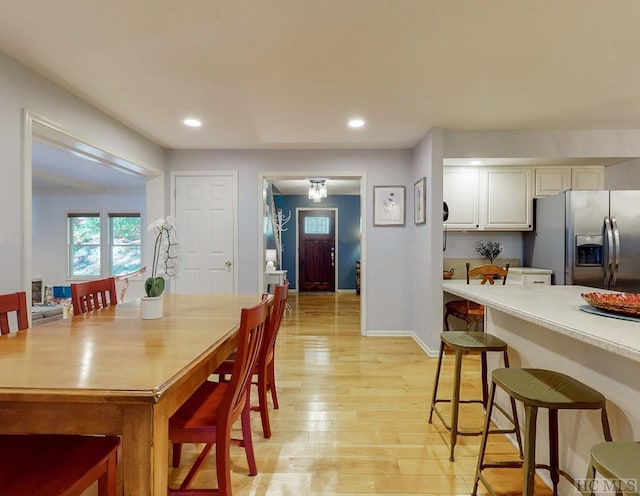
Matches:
[[141, 295, 163, 320]]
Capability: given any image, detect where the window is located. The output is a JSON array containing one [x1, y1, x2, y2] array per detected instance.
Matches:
[[68, 213, 101, 277], [68, 213, 142, 278], [304, 216, 330, 234], [109, 214, 141, 275]]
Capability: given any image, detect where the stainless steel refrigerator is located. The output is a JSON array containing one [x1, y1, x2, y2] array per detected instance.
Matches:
[[524, 190, 640, 292]]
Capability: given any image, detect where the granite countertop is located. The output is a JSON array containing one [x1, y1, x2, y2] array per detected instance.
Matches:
[[442, 281, 640, 363]]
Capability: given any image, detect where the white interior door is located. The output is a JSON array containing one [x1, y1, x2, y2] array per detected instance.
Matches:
[[174, 174, 236, 294]]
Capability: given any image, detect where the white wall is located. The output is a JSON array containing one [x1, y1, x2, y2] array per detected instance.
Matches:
[[605, 159, 640, 189], [165, 148, 414, 334], [0, 52, 163, 294], [32, 193, 145, 286]]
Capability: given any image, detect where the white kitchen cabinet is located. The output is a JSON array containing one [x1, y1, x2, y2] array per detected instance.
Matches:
[[443, 167, 532, 231], [481, 167, 533, 230], [443, 167, 480, 229], [571, 167, 604, 191], [534, 166, 604, 197], [506, 267, 552, 285], [534, 167, 571, 197]]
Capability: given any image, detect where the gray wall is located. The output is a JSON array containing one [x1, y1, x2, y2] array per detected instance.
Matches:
[[0, 52, 163, 295], [605, 159, 640, 189]]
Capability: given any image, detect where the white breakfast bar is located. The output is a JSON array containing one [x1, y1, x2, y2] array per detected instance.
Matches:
[[442, 281, 640, 493]]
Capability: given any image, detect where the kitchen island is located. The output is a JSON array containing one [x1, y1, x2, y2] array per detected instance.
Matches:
[[442, 281, 640, 492]]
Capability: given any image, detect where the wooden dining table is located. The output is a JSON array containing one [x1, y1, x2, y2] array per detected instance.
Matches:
[[0, 293, 265, 495]]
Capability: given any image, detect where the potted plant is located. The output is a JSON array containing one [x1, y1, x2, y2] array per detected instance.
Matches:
[[475, 240, 503, 264], [142, 216, 179, 319]]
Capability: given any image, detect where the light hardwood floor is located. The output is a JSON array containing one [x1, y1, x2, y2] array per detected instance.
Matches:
[[167, 292, 552, 495]]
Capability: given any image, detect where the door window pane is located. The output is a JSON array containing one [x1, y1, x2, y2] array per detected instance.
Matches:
[[304, 216, 330, 234]]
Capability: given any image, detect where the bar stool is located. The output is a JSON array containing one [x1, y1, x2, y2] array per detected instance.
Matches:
[[473, 368, 613, 496], [585, 441, 640, 495], [428, 331, 523, 461]]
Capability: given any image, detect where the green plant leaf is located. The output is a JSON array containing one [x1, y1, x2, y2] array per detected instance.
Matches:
[[145, 276, 165, 297]]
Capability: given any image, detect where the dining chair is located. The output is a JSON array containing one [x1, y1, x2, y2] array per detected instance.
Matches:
[[168, 297, 269, 495], [71, 277, 118, 314], [444, 262, 510, 331], [0, 291, 29, 334], [216, 280, 289, 438], [0, 290, 121, 496]]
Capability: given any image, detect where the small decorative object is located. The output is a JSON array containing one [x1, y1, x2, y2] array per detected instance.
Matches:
[[373, 185, 406, 226], [443, 268, 454, 280], [265, 249, 278, 272], [414, 177, 426, 225], [475, 240, 503, 264], [142, 217, 179, 319]]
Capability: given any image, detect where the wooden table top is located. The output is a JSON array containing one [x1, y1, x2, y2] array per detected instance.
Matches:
[[0, 293, 264, 400]]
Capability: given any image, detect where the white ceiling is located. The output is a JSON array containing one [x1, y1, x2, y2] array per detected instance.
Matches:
[[4, 1, 640, 152]]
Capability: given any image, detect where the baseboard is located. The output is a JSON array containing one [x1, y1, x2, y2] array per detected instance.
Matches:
[[365, 330, 439, 357]]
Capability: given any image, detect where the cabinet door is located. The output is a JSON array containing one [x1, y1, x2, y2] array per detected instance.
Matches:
[[443, 167, 479, 230], [482, 168, 533, 230], [571, 167, 604, 190], [535, 167, 571, 197]]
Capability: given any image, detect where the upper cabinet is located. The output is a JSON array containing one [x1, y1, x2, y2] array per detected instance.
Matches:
[[534, 166, 604, 197], [443, 167, 532, 231]]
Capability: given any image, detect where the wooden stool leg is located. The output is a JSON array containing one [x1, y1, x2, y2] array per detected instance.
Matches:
[[448, 349, 463, 462], [428, 341, 445, 423], [601, 407, 613, 441], [480, 351, 489, 408], [523, 405, 538, 496], [549, 409, 560, 496], [502, 350, 523, 459]]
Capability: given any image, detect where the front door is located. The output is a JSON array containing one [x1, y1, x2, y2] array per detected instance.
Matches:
[[174, 174, 236, 294], [298, 209, 336, 292]]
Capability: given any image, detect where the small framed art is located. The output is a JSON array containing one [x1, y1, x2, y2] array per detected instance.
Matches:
[[373, 185, 406, 226], [414, 177, 426, 225]]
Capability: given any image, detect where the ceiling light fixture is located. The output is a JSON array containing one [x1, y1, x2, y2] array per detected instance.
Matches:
[[183, 118, 202, 128], [308, 179, 328, 203], [348, 118, 365, 129]]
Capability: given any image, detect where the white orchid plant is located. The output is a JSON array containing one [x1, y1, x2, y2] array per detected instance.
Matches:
[[145, 216, 179, 297]]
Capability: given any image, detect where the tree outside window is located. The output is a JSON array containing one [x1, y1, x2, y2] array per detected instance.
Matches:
[[68, 213, 101, 277], [68, 213, 142, 278], [110, 214, 141, 275]]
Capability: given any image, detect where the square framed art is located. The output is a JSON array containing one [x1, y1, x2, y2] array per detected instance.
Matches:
[[373, 185, 406, 226], [414, 177, 426, 225]]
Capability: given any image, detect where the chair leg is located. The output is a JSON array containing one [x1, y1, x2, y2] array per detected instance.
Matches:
[[428, 340, 446, 423], [216, 422, 233, 496], [97, 449, 118, 496], [549, 409, 560, 496], [268, 361, 279, 409], [241, 392, 258, 476], [472, 380, 497, 495], [172, 442, 182, 467], [522, 405, 539, 496], [480, 351, 489, 408], [444, 309, 451, 331], [257, 367, 272, 438], [448, 349, 463, 462], [601, 407, 613, 441]]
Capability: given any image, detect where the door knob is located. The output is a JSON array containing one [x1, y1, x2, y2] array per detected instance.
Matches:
[[225, 261, 232, 267]]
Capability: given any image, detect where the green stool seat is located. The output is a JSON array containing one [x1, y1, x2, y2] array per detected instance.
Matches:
[[429, 332, 523, 462], [586, 442, 640, 495], [473, 368, 612, 496]]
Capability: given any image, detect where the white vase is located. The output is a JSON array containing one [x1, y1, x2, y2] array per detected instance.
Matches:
[[141, 295, 163, 319]]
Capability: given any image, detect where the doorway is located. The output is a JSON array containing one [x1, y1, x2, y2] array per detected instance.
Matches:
[[297, 208, 337, 292]]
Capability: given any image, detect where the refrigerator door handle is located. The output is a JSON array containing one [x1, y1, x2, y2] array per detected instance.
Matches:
[[611, 216, 620, 286], [604, 216, 614, 286]]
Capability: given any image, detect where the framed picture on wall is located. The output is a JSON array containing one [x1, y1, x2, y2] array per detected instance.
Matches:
[[414, 177, 426, 225], [373, 185, 406, 226]]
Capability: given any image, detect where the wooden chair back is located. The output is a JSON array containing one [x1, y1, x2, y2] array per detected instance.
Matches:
[[466, 262, 510, 285], [260, 281, 289, 372], [221, 297, 269, 424], [71, 277, 118, 315], [0, 291, 29, 335]]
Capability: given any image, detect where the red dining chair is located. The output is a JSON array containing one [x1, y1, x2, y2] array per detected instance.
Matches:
[[216, 281, 289, 438], [71, 277, 118, 315], [0, 292, 29, 335], [0, 291, 121, 496], [168, 297, 269, 495]]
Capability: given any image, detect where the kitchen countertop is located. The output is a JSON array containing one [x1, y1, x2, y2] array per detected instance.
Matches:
[[442, 281, 640, 363]]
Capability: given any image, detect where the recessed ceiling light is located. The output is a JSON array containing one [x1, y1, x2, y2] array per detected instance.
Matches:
[[470, 160, 483, 165], [183, 118, 202, 128], [348, 118, 365, 129]]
